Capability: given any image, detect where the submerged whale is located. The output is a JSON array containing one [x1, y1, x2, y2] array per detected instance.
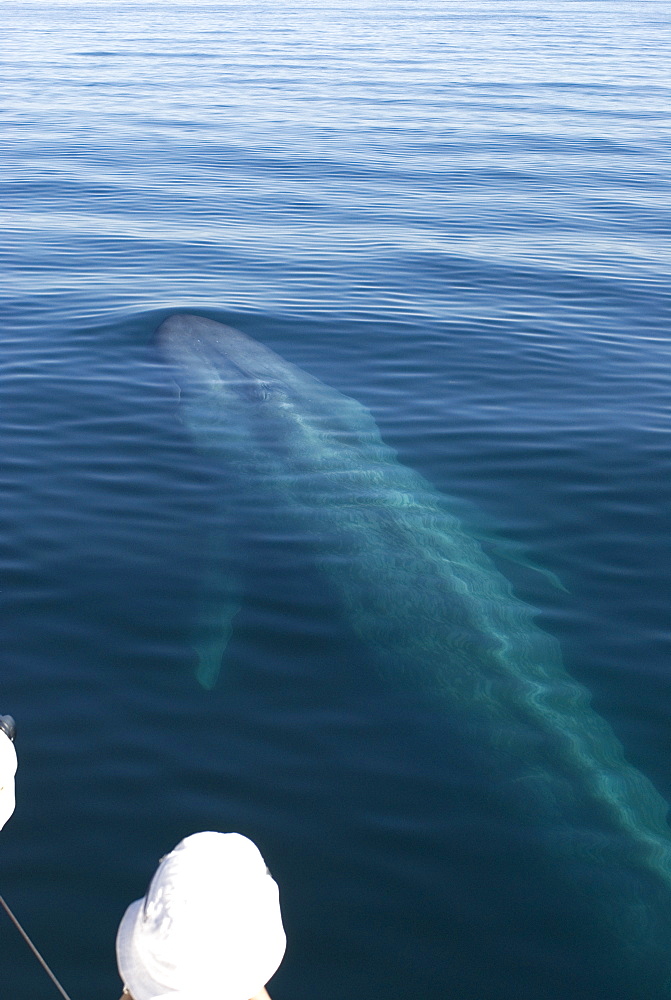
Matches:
[[157, 313, 671, 991]]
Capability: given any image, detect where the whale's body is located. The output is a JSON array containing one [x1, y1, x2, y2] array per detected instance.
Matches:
[[158, 313, 671, 991]]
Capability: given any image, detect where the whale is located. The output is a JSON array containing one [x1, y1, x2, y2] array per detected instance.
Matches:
[[157, 312, 671, 992]]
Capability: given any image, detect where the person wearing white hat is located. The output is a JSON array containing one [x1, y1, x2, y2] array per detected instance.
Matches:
[[0, 715, 17, 832], [116, 831, 286, 1000]]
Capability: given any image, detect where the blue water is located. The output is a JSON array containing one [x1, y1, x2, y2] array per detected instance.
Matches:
[[1, 1, 670, 997]]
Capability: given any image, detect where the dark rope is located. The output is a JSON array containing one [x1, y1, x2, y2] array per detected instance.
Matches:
[[0, 892, 75, 1000]]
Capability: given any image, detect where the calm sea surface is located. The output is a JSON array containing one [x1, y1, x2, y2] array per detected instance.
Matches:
[[1, 1, 670, 997]]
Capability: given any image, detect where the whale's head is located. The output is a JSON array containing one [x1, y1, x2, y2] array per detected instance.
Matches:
[[157, 314, 279, 391], [156, 314, 289, 453], [156, 313, 373, 465]]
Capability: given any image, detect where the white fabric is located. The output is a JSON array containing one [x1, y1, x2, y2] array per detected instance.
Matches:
[[116, 831, 286, 1000], [0, 731, 17, 831]]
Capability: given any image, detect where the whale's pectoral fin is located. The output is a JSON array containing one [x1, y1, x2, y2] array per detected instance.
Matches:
[[191, 538, 242, 690], [194, 598, 241, 690], [440, 499, 569, 596], [495, 546, 569, 594], [477, 527, 569, 594]]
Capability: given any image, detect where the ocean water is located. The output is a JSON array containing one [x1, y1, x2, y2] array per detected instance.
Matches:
[[1, 1, 670, 997]]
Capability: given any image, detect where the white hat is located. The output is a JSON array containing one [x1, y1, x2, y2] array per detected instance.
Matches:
[[0, 730, 17, 832], [116, 832, 286, 1000]]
